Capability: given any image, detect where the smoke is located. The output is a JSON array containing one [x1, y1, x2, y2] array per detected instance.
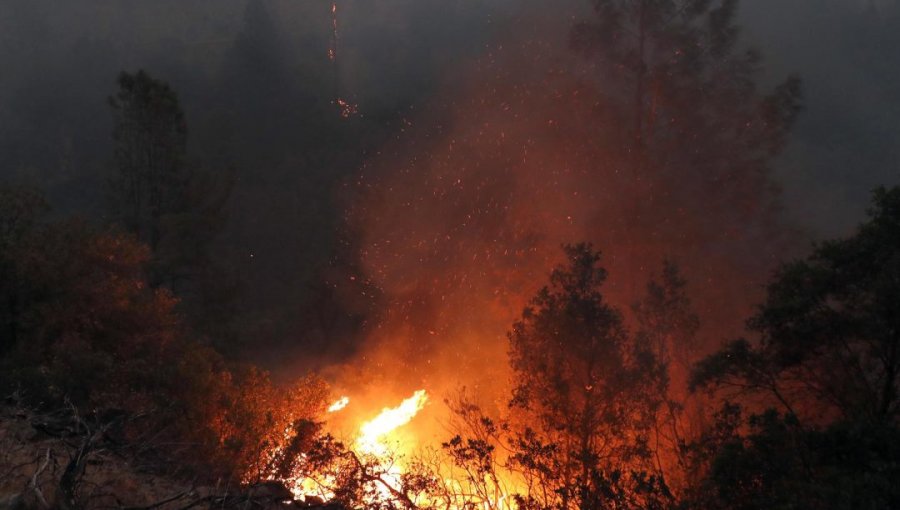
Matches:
[[738, 0, 900, 236], [0, 0, 517, 361], [321, 3, 798, 449], [1, 0, 898, 378]]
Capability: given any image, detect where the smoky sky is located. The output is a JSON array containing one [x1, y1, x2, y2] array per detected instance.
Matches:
[[2, 1, 895, 227], [738, 0, 900, 236], [1, 0, 898, 367]]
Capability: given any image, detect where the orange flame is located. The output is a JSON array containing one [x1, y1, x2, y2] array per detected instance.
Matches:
[[356, 389, 427, 457]]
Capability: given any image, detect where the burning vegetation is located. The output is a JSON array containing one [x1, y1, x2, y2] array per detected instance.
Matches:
[[0, 1, 899, 510]]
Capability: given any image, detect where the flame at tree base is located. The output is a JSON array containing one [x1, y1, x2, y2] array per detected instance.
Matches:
[[294, 389, 429, 505], [356, 389, 428, 457]]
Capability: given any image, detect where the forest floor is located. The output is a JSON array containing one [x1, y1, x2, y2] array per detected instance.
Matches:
[[0, 402, 335, 510], [0, 402, 186, 510]]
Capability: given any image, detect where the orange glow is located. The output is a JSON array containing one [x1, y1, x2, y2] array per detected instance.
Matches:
[[286, 6, 788, 506]]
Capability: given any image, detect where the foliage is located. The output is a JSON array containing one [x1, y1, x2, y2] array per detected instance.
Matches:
[[216, 369, 329, 482], [572, 0, 802, 176], [631, 260, 700, 495], [689, 186, 900, 509], [108, 70, 235, 349], [681, 406, 900, 510], [108, 70, 187, 253], [692, 186, 900, 424], [633, 260, 700, 371], [505, 243, 669, 509], [0, 185, 47, 356], [0, 185, 326, 481], [256, 244, 685, 509], [376, 245, 678, 510]]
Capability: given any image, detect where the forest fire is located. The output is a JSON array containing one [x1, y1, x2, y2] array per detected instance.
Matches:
[[183, 0, 809, 504], [2, 2, 898, 510], [283, 5, 805, 498], [290, 387, 532, 509]]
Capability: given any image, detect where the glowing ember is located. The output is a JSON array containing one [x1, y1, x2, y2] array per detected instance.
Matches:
[[356, 389, 427, 457], [327, 396, 350, 413], [335, 98, 359, 118]]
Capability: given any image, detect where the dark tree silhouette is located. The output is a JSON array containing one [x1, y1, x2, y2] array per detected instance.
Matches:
[[572, 0, 802, 177], [571, 0, 803, 273], [631, 260, 701, 493], [508, 243, 669, 510], [0, 185, 47, 355], [693, 186, 900, 424], [108, 70, 234, 345], [689, 186, 900, 509], [109, 70, 187, 253], [633, 260, 700, 376]]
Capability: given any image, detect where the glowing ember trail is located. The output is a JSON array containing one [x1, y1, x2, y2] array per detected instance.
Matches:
[[327, 396, 350, 413], [327, 2, 359, 118], [328, 2, 338, 62], [356, 390, 427, 457]]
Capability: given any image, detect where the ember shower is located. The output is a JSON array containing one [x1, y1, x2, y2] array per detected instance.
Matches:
[[328, 1, 799, 448]]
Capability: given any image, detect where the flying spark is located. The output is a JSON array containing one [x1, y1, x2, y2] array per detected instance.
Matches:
[[327, 396, 350, 413]]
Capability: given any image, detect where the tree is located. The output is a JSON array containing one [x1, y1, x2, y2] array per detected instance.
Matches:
[[572, 0, 802, 177], [108, 70, 234, 345], [507, 243, 669, 509], [633, 259, 699, 382], [631, 260, 700, 493], [344, 246, 679, 509], [689, 186, 900, 509], [0, 191, 182, 411], [0, 186, 331, 482], [109, 70, 187, 253], [0, 185, 46, 354], [571, 1, 802, 293], [693, 186, 900, 424], [218, 0, 311, 164]]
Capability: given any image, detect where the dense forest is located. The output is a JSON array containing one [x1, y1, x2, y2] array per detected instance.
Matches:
[[1, 1, 898, 510]]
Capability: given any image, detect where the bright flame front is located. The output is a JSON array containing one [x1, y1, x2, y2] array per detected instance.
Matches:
[[294, 389, 429, 505], [356, 389, 428, 457]]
